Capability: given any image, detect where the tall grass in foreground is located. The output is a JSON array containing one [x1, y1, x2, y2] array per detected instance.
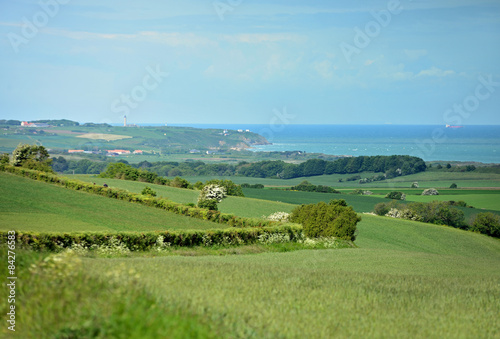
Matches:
[[82, 216, 500, 338], [0, 247, 218, 339], [85, 249, 500, 338]]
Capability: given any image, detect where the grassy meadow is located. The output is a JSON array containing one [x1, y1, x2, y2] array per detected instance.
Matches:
[[0, 172, 224, 232], [2, 166, 500, 338], [81, 214, 500, 338]]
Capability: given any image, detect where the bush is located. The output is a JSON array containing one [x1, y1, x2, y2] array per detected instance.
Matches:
[[373, 202, 392, 216], [407, 201, 465, 228], [290, 199, 360, 241], [197, 199, 219, 211], [470, 213, 500, 238], [449, 183, 458, 189], [422, 188, 439, 196], [411, 182, 419, 188], [385, 191, 406, 200], [350, 189, 373, 195], [141, 186, 157, 197]]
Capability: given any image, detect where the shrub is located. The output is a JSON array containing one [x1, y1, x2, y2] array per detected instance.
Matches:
[[422, 188, 439, 196], [373, 202, 391, 216], [449, 183, 458, 189], [170, 176, 191, 189], [385, 191, 406, 200], [470, 213, 500, 238], [290, 199, 360, 241], [197, 199, 219, 211], [141, 186, 157, 197], [407, 201, 465, 228]]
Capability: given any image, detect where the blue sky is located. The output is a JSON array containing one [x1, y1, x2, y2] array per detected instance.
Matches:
[[1, 0, 499, 125]]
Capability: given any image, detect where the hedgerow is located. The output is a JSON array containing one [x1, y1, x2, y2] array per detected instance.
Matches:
[[0, 226, 304, 252]]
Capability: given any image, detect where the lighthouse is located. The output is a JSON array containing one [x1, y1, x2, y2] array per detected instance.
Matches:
[[124, 115, 127, 127]]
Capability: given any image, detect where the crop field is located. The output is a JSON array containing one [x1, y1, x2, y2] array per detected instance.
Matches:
[[70, 175, 295, 218], [2, 167, 500, 338], [182, 170, 500, 189], [82, 214, 500, 338], [0, 172, 224, 232], [76, 133, 133, 141]]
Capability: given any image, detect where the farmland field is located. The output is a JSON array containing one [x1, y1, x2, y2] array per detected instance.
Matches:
[[0, 172, 224, 232], [3, 168, 500, 338], [76, 133, 133, 141], [181, 170, 500, 188], [69, 174, 296, 218], [83, 214, 500, 338]]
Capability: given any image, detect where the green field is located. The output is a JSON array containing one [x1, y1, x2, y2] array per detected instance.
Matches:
[[68, 174, 500, 221], [82, 214, 500, 338], [181, 170, 500, 189], [3, 169, 500, 338], [69, 174, 296, 218], [0, 172, 224, 232]]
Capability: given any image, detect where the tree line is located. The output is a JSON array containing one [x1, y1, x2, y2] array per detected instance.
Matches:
[[50, 155, 426, 179]]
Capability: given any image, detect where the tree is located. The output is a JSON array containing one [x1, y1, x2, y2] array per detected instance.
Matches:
[[11, 144, 53, 172], [449, 183, 458, 189], [203, 179, 244, 197], [197, 184, 227, 211]]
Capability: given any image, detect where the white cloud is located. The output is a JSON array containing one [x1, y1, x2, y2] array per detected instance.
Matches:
[[416, 67, 455, 78]]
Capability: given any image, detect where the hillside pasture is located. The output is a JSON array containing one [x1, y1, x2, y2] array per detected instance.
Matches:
[[84, 214, 500, 338], [70, 175, 296, 218], [0, 172, 225, 232]]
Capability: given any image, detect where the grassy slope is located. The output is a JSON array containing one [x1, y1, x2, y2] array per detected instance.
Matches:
[[70, 175, 296, 218], [69, 175, 500, 220], [85, 215, 500, 338], [0, 172, 226, 232]]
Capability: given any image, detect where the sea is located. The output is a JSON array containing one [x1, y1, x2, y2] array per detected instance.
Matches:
[[158, 124, 500, 164]]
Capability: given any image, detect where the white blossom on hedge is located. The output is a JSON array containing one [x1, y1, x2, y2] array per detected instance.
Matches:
[[198, 184, 227, 203], [265, 212, 290, 222]]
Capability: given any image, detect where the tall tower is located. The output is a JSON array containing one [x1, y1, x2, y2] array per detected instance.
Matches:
[[124, 115, 127, 127]]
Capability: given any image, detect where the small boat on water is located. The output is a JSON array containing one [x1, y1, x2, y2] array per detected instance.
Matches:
[[446, 124, 464, 128]]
